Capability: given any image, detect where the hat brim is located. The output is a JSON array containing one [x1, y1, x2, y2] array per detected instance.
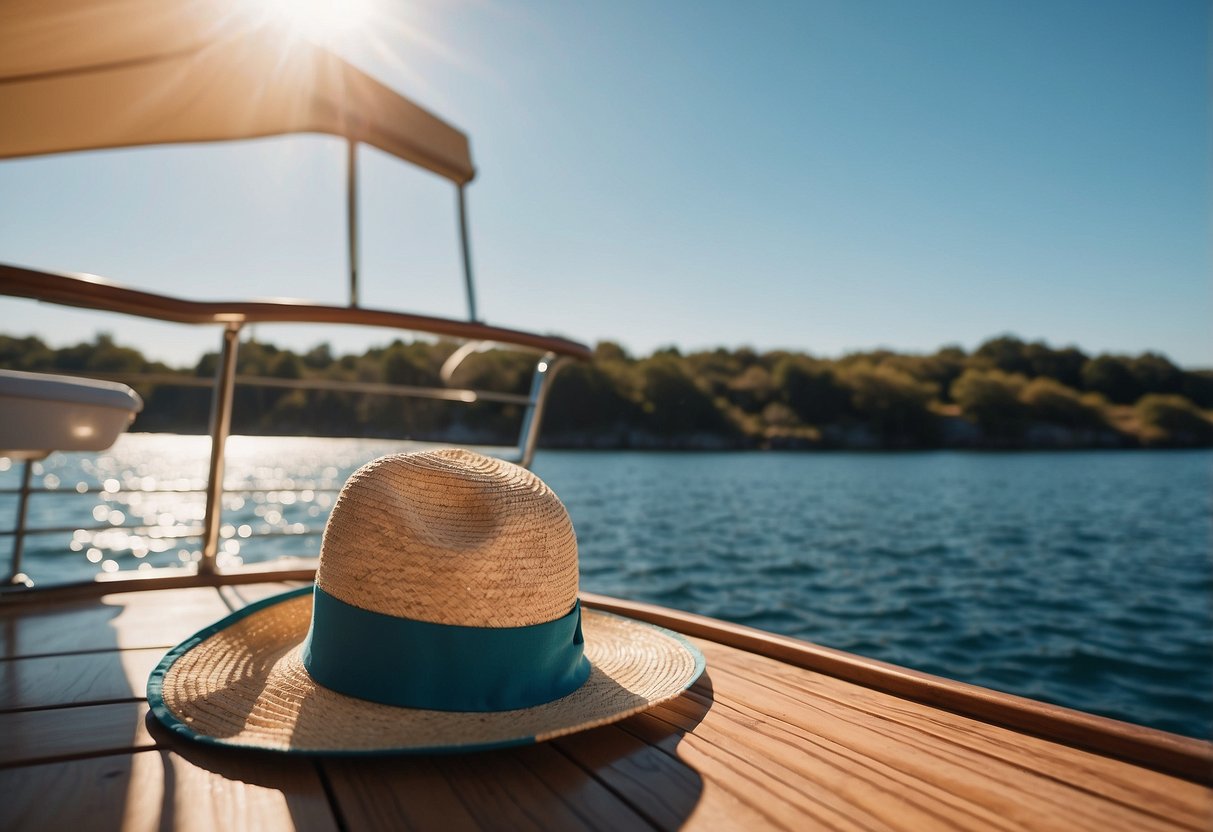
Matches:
[[148, 587, 705, 755]]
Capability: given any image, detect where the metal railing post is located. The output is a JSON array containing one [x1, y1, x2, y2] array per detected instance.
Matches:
[[200, 322, 242, 575], [518, 353, 563, 469], [347, 139, 360, 308], [5, 458, 35, 585], [456, 185, 478, 321]]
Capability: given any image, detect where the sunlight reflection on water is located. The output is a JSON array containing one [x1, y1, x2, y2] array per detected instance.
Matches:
[[2, 434, 434, 578]]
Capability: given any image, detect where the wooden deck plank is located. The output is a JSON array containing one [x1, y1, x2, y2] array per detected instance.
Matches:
[[0, 582, 299, 715], [662, 686, 1072, 831], [0, 586, 231, 658], [0, 647, 162, 711], [692, 640, 1212, 831], [510, 742, 662, 831], [551, 721, 705, 831], [0, 748, 338, 832], [624, 705, 939, 832], [320, 755, 482, 830], [0, 701, 153, 767], [323, 742, 656, 831], [0, 584, 1206, 832], [584, 591, 1213, 785], [707, 642, 1212, 824]]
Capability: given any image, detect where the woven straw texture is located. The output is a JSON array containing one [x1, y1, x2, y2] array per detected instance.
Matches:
[[159, 594, 701, 751], [317, 449, 579, 627]]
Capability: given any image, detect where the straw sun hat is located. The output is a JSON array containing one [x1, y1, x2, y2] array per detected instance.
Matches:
[[148, 449, 704, 754]]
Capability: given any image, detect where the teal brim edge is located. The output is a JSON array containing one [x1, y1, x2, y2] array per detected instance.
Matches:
[[146, 585, 707, 756]]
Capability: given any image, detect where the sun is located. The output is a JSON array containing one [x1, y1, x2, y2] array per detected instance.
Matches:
[[256, 0, 375, 40]]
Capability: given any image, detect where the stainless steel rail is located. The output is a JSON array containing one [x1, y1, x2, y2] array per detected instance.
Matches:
[[199, 322, 241, 577], [5, 460, 35, 585]]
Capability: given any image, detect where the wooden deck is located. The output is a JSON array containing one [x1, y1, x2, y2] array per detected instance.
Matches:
[[1, 583, 1209, 831]]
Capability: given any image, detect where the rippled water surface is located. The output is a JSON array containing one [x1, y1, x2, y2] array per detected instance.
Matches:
[[4, 438, 1210, 738]]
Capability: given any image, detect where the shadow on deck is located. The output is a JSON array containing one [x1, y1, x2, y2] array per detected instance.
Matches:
[[0, 584, 712, 830]]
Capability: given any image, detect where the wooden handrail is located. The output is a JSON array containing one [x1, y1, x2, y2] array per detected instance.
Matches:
[[0, 263, 592, 360]]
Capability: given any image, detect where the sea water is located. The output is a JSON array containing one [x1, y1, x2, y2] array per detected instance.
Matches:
[[3, 436, 1210, 739]]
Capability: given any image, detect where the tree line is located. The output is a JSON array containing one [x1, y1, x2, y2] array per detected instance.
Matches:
[[1, 333, 1210, 449]]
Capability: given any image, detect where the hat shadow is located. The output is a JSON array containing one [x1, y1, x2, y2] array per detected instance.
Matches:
[[149, 670, 714, 829]]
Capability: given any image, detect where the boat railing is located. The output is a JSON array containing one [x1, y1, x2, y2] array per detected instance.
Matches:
[[0, 263, 591, 598], [0, 481, 319, 567]]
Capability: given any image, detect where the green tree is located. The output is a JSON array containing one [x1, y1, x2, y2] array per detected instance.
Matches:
[[952, 368, 1029, 439], [1023, 342, 1088, 389], [593, 341, 631, 363], [880, 347, 967, 401], [544, 363, 638, 434], [1128, 353, 1183, 396], [454, 350, 533, 396], [451, 350, 539, 440], [0, 335, 55, 371], [307, 389, 359, 435], [973, 335, 1032, 376], [1019, 377, 1104, 428], [836, 362, 937, 444], [381, 340, 439, 387], [725, 364, 774, 411], [684, 348, 746, 400], [760, 401, 799, 429], [636, 356, 732, 437], [268, 352, 303, 380], [302, 343, 335, 371], [1135, 394, 1213, 446], [1081, 355, 1140, 404], [60, 334, 147, 374], [1181, 371, 1213, 409], [772, 356, 850, 425]]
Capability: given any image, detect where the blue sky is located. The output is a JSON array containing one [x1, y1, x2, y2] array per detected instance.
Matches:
[[1, 0, 1209, 367]]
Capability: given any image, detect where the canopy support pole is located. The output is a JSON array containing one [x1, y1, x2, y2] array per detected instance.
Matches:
[[347, 139, 360, 308], [457, 185, 478, 321]]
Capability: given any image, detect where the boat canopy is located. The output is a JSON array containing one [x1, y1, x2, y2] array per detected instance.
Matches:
[[0, 0, 475, 183]]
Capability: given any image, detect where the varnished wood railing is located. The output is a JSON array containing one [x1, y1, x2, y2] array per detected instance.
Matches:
[[0, 264, 592, 360]]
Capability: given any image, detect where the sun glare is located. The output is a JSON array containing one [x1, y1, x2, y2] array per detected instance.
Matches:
[[258, 0, 374, 39]]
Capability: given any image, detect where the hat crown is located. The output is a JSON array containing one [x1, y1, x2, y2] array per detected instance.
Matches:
[[316, 449, 579, 628]]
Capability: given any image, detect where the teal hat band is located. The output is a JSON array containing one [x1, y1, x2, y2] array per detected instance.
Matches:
[[301, 585, 591, 712]]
